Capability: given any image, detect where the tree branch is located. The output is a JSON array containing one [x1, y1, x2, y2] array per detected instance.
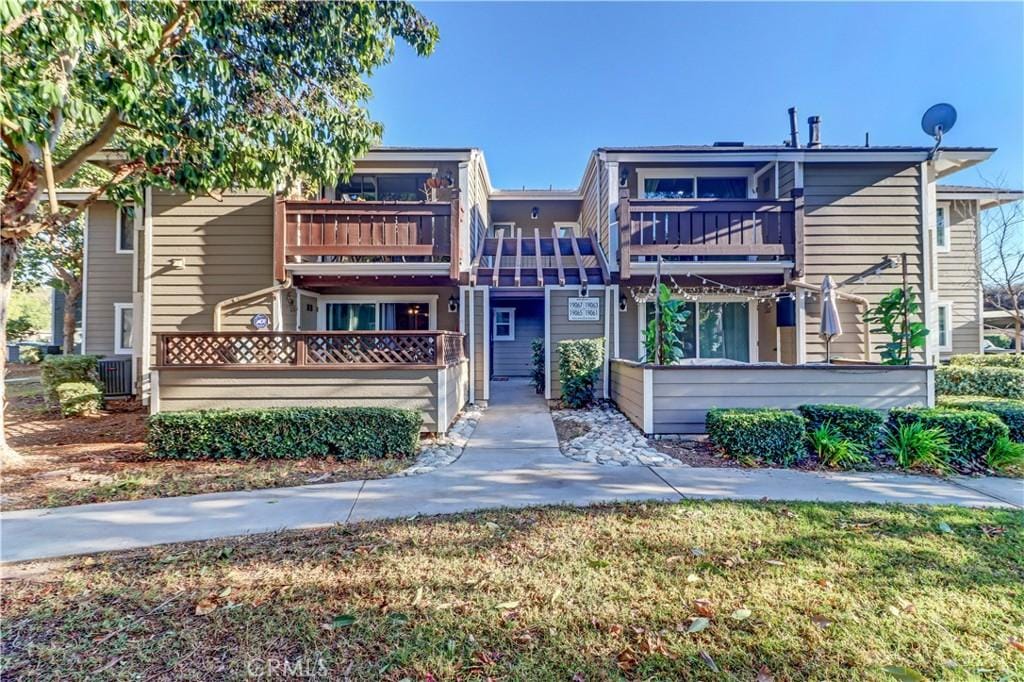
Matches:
[[51, 108, 121, 184]]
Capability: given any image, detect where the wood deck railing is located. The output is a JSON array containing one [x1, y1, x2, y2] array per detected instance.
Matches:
[[617, 188, 804, 278], [273, 198, 460, 280], [155, 331, 466, 370]]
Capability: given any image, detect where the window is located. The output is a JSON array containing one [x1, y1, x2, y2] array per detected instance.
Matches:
[[116, 205, 135, 253], [491, 222, 514, 238], [326, 303, 376, 331], [696, 177, 748, 199], [937, 302, 953, 351], [639, 170, 752, 199], [642, 299, 753, 362], [114, 303, 133, 354], [493, 308, 515, 340], [935, 205, 949, 252], [322, 297, 436, 331], [333, 173, 431, 201], [644, 177, 694, 199], [554, 222, 579, 237]]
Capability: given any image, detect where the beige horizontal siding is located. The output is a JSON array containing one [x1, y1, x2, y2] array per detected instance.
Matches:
[[937, 200, 982, 359], [548, 289, 606, 398], [610, 360, 644, 429], [84, 201, 133, 357], [491, 299, 544, 377], [442, 359, 469, 431]]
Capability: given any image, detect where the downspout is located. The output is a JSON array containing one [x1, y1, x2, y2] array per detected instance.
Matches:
[[790, 279, 872, 362], [213, 275, 293, 331]]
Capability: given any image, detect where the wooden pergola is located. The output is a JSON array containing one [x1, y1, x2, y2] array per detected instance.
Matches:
[[470, 228, 611, 288]]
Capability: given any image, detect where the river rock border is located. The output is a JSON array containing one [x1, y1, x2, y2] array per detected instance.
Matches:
[[553, 403, 688, 467], [392, 406, 484, 476]]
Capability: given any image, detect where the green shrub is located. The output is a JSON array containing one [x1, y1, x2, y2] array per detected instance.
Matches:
[[808, 423, 869, 469], [706, 408, 806, 466], [41, 355, 101, 404], [20, 346, 42, 364], [530, 338, 545, 395], [55, 381, 103, 417], [986, 436, 1024, 474], [883, 422, 952, 473], [949, 353, 1024, 369], [936, 365, 1024, 400], [887, 407, 1009, 468], [798, 404, 885, 448], [938, 395, 1024, 442], [558, 338, 604, 408], [147, 407, 422, 460]]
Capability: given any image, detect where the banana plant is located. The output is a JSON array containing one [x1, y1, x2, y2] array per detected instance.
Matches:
[[864, 287, 929, 365], [644, 283, 690, 365]]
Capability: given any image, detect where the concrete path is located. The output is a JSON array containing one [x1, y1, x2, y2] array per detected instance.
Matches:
[[2, 379, 1021, 563]]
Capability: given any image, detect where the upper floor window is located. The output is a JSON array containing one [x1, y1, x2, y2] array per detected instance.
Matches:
[[491, 222, 514, 238], [639, 170, 750, 199], [333, 173, 431, 201], [116, 205, 135, 253], [935, 205, 949, 252], [114, 303, 133, 354], [555, 222, 578, 237]]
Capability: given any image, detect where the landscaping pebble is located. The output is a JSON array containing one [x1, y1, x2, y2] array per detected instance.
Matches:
[[553, 403, 688, 467], [392, 406, 484, 476]]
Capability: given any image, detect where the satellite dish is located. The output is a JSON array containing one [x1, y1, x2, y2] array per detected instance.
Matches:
[[921, 103, 957, 142]]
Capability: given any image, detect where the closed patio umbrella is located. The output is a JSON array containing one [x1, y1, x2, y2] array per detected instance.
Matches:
[[819, 275, 842, 363]]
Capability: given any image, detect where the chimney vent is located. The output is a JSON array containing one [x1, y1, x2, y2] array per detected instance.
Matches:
[[807, 116, 822, 149], [788, 107, 800, 148]]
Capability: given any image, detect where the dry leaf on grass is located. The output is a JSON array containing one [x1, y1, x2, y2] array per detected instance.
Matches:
[[699, 650, 719, 672], [811, 615, 832, 629], [693, 598, 715, 617], [1008, 637, 1024, 653], [756, 664, 775, 682], [731, 608, 752, 621], [194, 597, 217, 616], [686, 617, 710, 633]]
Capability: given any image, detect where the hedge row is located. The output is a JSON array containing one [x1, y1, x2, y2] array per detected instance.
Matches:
[[938, 395, 1024, 442], [797, 404, 884, 448], [949, 353, 1024, 369], [887, 407, 1008, 468], [936, 365, 1024, 400], [41, 355, 101, 404], [147, 407, 422, 460], [705, 408, 805, 466]]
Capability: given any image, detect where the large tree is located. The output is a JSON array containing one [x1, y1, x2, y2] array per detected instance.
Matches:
[[0, 0, 437, 456], [980, 196, 1024, 351]]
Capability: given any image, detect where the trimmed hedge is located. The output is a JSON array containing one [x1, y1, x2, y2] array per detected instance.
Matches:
[[798, 404, 884, 448], [948, 353, 1024, 369], [41, 355, 101, 404], [559, 338, 605, 408], [55, 382, 102, 417], [936, 365, 1024, 400], [706, 408, 806, 465], [148, 407, 422, 460], [887, 407, 1008, 467], [938, 395, 1024, 442]]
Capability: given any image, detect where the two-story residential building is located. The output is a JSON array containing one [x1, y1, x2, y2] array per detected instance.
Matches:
[[67, 113, 1022, 435]]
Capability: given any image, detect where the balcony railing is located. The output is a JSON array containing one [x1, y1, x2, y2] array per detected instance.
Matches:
[[617, 189, 804, 278], [274, 198, 460, 280], [155, 331, 466, 370]]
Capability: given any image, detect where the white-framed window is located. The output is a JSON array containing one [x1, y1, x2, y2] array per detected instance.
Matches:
[[114, 303, 133, 354], [639, 297, 758, 363], [637, 168, 753, 200], [493, 308, 515, 341], [937, 302, 953, 352], [554, 222, 579, 237], [935, 204, 950, 253], [491, 222, 514, 238], [318, 295, 437, 331], [116, 205, 135, 253]]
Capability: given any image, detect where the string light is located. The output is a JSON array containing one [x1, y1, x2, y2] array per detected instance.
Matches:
[[628, 272, 799, 305]]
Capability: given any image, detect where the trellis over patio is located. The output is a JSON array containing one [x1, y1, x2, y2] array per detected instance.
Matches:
[[469, 228, 611, 288], [151, 331, 469, 433]]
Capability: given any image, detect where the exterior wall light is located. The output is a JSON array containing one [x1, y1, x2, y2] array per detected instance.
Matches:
[[531, 206, 539, 220], [448, 295, 459, 313], [169, 257, 186, 270], [619, 295, 628, 312]]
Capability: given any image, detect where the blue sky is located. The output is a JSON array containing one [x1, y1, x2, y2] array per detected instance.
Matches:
[[369, 2, 1023, 190]]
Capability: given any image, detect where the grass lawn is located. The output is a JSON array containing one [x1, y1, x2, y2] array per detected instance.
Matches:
[[2, 371, 410, 511], [2, 501, 1021, 680]]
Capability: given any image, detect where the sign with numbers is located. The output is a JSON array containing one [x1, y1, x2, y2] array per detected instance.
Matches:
[[567, 297, 601, 321], [251, 313, 271, 330]]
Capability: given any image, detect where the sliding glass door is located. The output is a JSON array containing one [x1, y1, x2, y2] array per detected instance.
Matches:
[[643, 300, 752, 362], [323, 300, 434, 331]]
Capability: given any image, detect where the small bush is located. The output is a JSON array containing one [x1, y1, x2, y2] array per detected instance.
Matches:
[[706, 408, 806, 466], [148, 407, 422, 460], [530, 338, 545, 395], [808, 423, 869, 469], [986, 436, 1024, 474], [949, 353, 1024, 369], [41, 355, 101, 404], [937, 365, 1024, 400], [798, 404, 885, 448], [55, 381, 103, 417], [938, 395, 1024, 442], [883, 422, 952, 473], [558, 338, 604, 408], [887, 407, 1009, 468], [20, 346, 42, 364]]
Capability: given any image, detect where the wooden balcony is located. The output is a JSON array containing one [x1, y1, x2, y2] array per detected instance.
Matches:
[[617, 189, 804, 279], [273, 198, 460, 281], [155, 331, 466, 370]]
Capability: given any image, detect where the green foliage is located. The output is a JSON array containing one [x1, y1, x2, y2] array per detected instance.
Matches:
[[887, 407, 1009, 468], [938, 395, 1024, 441], [705, 408, 806, 466], [40, 354, 100, 404], [936, 365, 1024, 400], [14, 215, 84, 293], [6, 314, 35, 342], [949, 353, 1024, 369], [807, 423, 869, 469], [55, 381, 102, 417], [8, 287, 50, 331], [985, 436, 1024, 474], [529, 338, 545, 394], [19, 346, 42, 364], [883, 422, 952, 472], [558, 338, 605, 408], [798, 404, 884, 448], [863, 287, 928, 365], [984, 335, 1012, 350], [147, 407, 423, 460], [644, 283, 690, 364]]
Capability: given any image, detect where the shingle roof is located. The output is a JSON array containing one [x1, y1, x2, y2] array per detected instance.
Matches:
[[937, 184, 1023, 195], [598, 144, 996, 153]]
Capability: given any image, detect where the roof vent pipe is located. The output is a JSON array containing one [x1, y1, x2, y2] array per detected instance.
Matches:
[[788, 107, 800, 148], [807, 116, 822, 149]]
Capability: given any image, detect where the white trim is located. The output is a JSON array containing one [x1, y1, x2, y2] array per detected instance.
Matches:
[[149, 369, 160, 414], [612, 284, 621, 359], [976, 199, 985, 354], [490, 222, 515, 238], [553, 222, 580, 237], [437, 366, 448, 431], [285, 262, 451, 277], [113, 302, 133, 355], [937, 301, 953, 352], [544, 286, 552, 399], [482, 287, 490, 400], [115, 204, 135, 254], [603, 287, 611, 398], [934, 203, 950, 253], [349, 165, 438, 176], [793, 161, 804, 189], [272, 290, 283, 331], [926, 367, 936, 407], [637, 295, 759, 362], [795, 289, 807, 363], [601, 150, 993, 165], [629, 261, 794, 277], [921, 162, 937, 364], [637, 167, 755, 199], [642, 367, 654, 434], [140, 188, 153, 405], [458, 161, 471, 271], [80, 207, 90, 353], [360, 150, 473, 163], [606, 160, 620, 272], [492, 307, 515, 341], [489, 190, 582, 201], [317, 294, 438, 331], [467, 288, 476, 404]]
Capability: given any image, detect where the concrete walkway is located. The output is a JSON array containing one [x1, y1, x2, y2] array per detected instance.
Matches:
[[2, 379, 1021, 563]]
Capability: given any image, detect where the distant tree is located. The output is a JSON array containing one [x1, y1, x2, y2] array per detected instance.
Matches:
[[980, 193, 1024, 353], [1, 0, 438, 457], [15, 215, 84, 354]]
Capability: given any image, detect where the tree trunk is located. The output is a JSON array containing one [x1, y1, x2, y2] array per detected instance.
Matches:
[[62, 280, 82, 355], [1, 237, 24, 462]]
